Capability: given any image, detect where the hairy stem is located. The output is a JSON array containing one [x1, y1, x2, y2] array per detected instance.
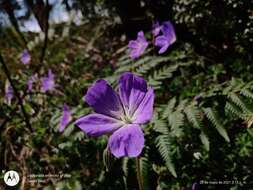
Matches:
[[136, 156, 143, 190], [0, 53, 33, 132]]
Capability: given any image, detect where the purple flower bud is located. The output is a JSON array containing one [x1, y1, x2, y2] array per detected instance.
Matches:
[[152, 21, 162, 37], [59, 103, 72, 132], [20, 50, 31, 65], [128, 31, 149, 59]]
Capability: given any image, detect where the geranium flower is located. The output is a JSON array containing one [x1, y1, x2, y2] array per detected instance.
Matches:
[[75, 72, 154, 158], [59, 103, 72, 132], [20, 50, 31, 65], [5, 81, 13, 105], [41, 69, 55, 92], [155, 21, 176, 54], [128, 31, 149, 59]]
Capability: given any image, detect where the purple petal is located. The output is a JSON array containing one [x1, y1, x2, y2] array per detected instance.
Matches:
[[85, 79, 124, 119], [41, 70, 55, 92], [137, 31, 146, 41], [108, 124, 144, 158], [155, 35, 169, 54], [152, 21, 161, 36], [132, 87, 154, 124], [158, 43, 169, 54], [155, 35, 168, 47], [20, 50, 31, 65], [59, 104, 72, 132], [128, 41, 138, 49], [118, 72, 148, 116], [75, 113, 123, 136], [162, 21, 176, 40]]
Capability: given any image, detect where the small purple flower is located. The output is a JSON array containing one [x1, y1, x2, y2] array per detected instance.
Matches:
[[75, 72, 154, 158], [128, 31, 149, 59], [155, 21, 176, 54], [152, 21, 162, 37], [59, 103, 72, 132], [5, 81, 13, 104], [41, 69, 55, 92], [20, 50, 31, 65], [27, 74, 37, 91]]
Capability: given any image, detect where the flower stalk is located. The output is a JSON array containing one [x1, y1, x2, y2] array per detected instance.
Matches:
[[136, 156, 144, 190]]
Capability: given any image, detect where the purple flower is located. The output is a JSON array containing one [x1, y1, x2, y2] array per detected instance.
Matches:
[[27, 74, 37, 91], [5, 81, 13, 104], [20, 50, 31, 65], [128, 31, 149, 59], [75, 72, 154, 158], [155, 21, 176, 54], [152, 21, 162, 37], [41, 69, 55, 92], [59, 103, 72, 132]]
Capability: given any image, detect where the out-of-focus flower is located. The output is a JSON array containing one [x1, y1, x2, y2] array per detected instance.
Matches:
[[128, 31, 148, 59], [59, 103, 72, 132], [27, 74, 38, 92], [155, 21, 176, 54], [194, 95, 202, 104], [5, 81, 13, 105], [152, 21, 162, 37], [75, 72, 154, 158], [20, 50, 31, 65], [41, 69, 55, 92], [192, 182, 199, 190]]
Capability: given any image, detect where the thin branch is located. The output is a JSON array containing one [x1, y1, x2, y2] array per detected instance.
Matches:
[[39, 0, 50, 64], [0, 53, 33, 132]]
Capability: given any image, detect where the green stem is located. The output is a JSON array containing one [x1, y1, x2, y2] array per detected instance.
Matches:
[[136, 156, 143, 190]]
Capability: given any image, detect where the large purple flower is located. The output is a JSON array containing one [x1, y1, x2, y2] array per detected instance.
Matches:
[[128, 31, 149, 59], [41, 69, 55, 92], [59, 103, 72, 132], [155, 21, 176, 54], [20, 50, 31, 65], [75, 72, 154, 158]]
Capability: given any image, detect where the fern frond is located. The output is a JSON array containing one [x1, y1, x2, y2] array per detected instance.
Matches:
[[199, 131, 210, 151], [203, 108, 230, 142], [184, 104, 202, 129], [228, 93, 252, 114], [155, 135, 177, 177], [140, 156, 150, 190]]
